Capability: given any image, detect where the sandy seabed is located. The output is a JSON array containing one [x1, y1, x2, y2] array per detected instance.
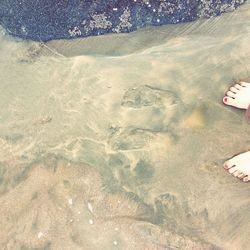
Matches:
[[0, 2, 250, 250]]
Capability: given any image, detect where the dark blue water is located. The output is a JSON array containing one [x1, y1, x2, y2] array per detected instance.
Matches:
[[0, 1, 250, 250], [0, 0, 246, 41]]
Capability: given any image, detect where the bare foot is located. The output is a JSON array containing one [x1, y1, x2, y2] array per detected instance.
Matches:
[[224, 152, 250, 182], [222, 81, 250, 182], [223, 81, 250, 109]]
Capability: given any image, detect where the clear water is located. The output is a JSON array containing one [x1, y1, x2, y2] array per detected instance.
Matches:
[[0, 2, 250, 250]]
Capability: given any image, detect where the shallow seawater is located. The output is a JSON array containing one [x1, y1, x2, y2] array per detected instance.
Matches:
[[0, 2, 250, 250]]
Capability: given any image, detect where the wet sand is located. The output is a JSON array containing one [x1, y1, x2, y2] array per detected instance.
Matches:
[[0, 1, 250, 250]]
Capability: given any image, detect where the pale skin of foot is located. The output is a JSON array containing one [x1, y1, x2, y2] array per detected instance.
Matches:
[[223, 81, 250, 182], [223, 81, 250, 109]]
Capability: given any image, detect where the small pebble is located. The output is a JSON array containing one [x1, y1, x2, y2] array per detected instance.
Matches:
[[38, 232, 43, 239], [87, 202, 93, 213]]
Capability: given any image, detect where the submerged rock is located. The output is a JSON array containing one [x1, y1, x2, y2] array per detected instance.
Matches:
[[0, 0, 246, 41], [122, 85, 178, 108]]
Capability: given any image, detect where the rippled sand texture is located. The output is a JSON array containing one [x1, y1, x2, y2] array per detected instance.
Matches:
[[1, 2, 250, 250]]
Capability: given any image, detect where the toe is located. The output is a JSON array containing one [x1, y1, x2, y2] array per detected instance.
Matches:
[[224, 152, 250, 182], [228, 166, 239, 174], [232, 170, 246, 179], [227, 90, 236, 97], [237, 172, 246, 179], [232, 170, 243, 177], [230, 87, 238, 93], [223, 159, 236, 169], [223, 96, 236, 106], [243, 175, 250, 182], [240, 81, 250, 87], [234, 84, 243, 90]]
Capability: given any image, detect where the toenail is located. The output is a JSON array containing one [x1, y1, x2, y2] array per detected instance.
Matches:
[[223, 97, 227, 102], [243, 176, 250, 182], [224, 163, 228, 169]]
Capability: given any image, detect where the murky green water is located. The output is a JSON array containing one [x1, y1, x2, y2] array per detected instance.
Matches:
[[0, 2, 250, 250]]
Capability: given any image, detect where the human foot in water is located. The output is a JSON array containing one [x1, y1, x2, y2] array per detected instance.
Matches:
[[223, 81, 250, 109], [224, 152, 250, 182], [223, 81, 250, 182]]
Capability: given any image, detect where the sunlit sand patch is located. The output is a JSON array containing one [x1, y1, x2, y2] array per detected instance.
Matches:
[[150, 133, 173, 152], [165, 37, 188, 49], [0, 2, 250, 249], [149, 60, 176, 83], [179, 84, 202, 104], [180, 104, 208, 129], [210, 72, 222, 82], [182, 109, 206, 128]]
